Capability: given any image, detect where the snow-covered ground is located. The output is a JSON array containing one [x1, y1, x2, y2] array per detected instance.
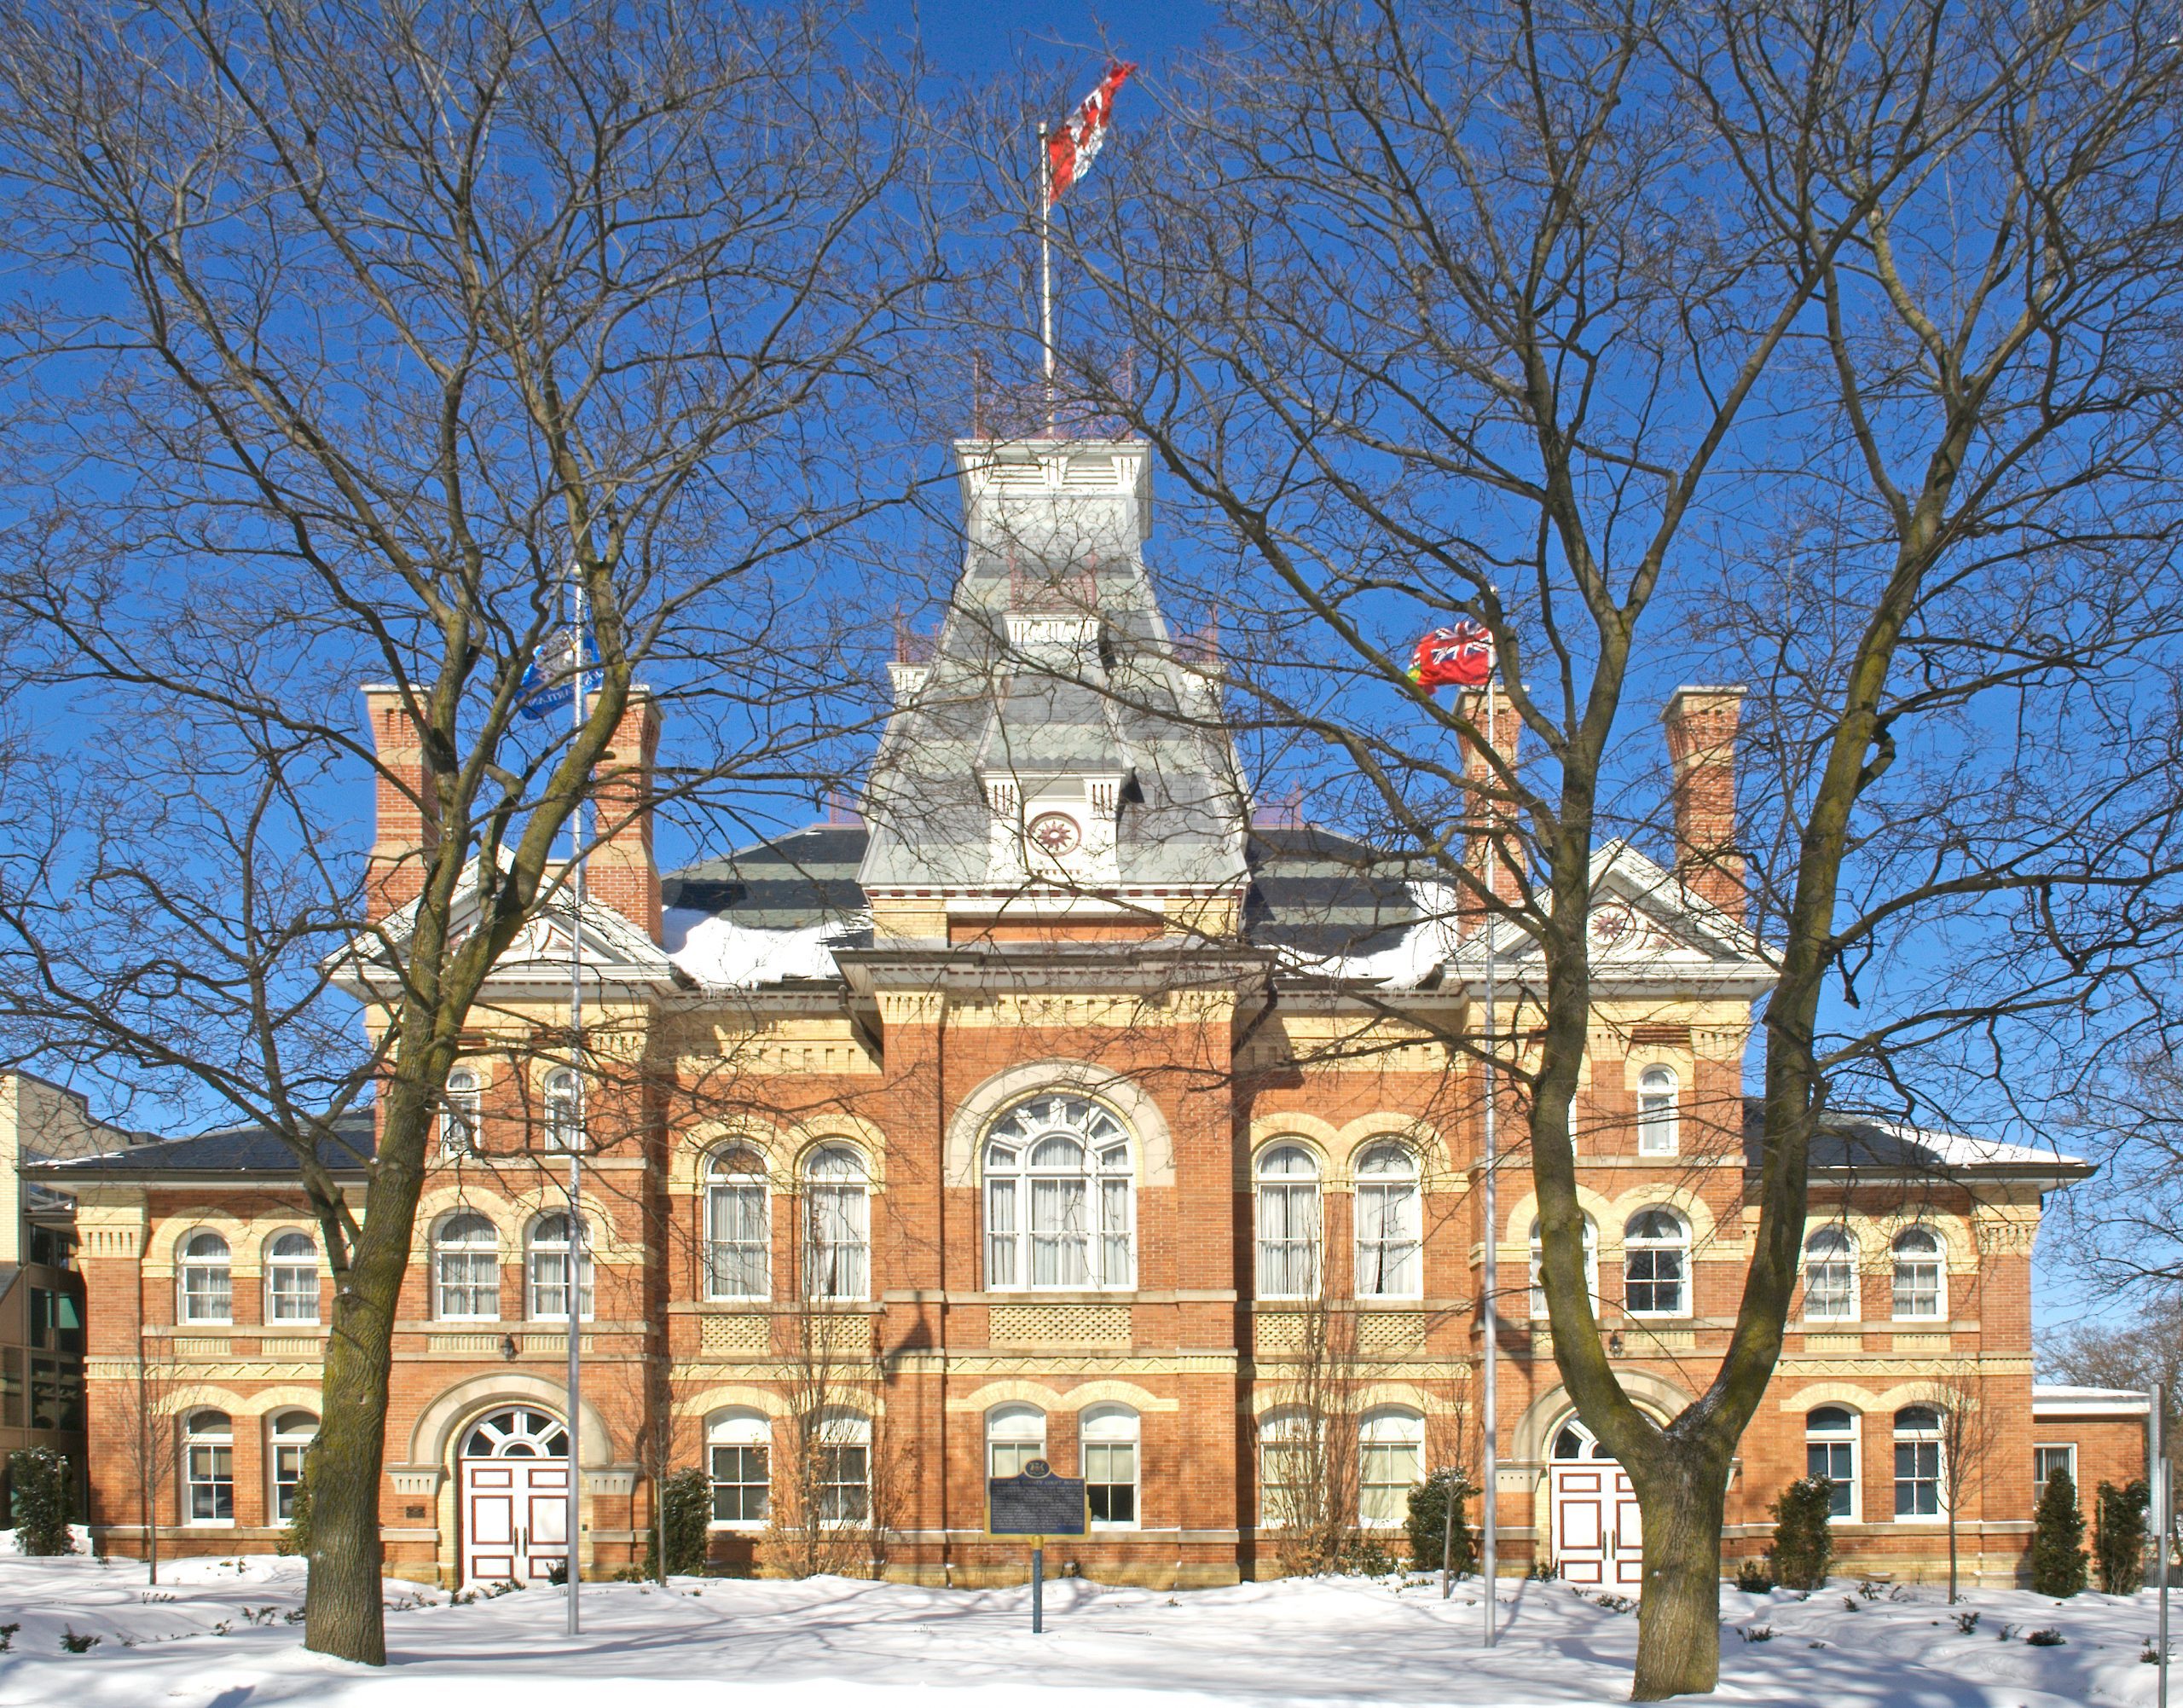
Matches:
[[0, 1541, 2169, 1706]]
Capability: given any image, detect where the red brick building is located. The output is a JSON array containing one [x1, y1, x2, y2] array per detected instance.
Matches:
[[40, 437, 2135, 1588]]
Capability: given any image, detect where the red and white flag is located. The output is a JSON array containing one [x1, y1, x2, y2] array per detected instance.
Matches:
[[1045, 61, 1136, 207]]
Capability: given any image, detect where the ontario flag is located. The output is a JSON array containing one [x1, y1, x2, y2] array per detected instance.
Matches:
[[1408, 619, 1495, 690], [1045, 61, 1136, 207]]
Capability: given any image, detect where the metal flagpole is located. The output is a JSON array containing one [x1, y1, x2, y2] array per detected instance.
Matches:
[[565, 566, 588, 1636], [2157, 1382, 2169, 1707], [1479, 680, 1499, 1647], [1038, 121, 1055, 432]]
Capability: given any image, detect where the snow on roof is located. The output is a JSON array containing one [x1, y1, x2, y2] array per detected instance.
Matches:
[[665, 910, 870, 989], [2033, 1383, 2151, 1416]]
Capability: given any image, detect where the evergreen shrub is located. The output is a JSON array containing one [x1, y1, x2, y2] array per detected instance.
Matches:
[[7, 1447, 75, 1555], [2094, 1479, 2151, 1595], [2030, 1468, 2087, 1597], [1768, 1476, 1834, 1591], [1404, 1468, 1476, 1576], [661, 1467, 712, 1578]]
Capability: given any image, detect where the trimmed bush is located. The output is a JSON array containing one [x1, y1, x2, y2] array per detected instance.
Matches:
[[2030, 1467, 2087, 1597], [1768, 1476, 1834, 1591], [2095, 1479, 2151, 1595], [1404, 1467, 1477, 1576], [7, 1447, 76, 1555], [660, 1467, 712, 1578]]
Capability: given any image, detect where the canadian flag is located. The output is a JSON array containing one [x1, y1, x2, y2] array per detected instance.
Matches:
[[1045, 61, 1136, 207]]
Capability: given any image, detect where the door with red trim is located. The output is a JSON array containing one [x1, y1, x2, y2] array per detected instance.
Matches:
[[458, 1406, 570, 1586]]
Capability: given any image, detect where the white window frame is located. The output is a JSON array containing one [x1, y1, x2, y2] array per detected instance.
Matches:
[[1353, 1143, 1422, 1300], [704, 1151, 770, 1301], [541, 1066, 582, 1152], [1636, 1065, 1679, 1156], [269, 1409, 318, 1524], [2034, 1443, 2077, 1496], [983, 1097, 1136, 1292], [986, 1404, 1046, 1479], [707, 1409, 772, 1530], [803, 1144, 871, 1301], [1891, 1227, 1946, 1320], [1358, 1406, 1426, 1530], [1258, 1406, 1318, 1529], [1254, 1143, 1322, 1300], [1529, 1215, 1599, 1318], [1082, 1404, 1141, 1531], [1893, 1406, 1944, 1520], [177, 1230, 233, 1325], [1622, 1207, 1689, 1317], [811, 1407, 871, 1527], [183, 1409, 235, 1526], [440, 1067, 482, 1159], [1804, 1406, 1859, 1521], [1802, 1225, 1858, 1322], [263, 1230, 321, 1325], [526, 1212, 594, 1322], [432, 1211, 501, 1321]]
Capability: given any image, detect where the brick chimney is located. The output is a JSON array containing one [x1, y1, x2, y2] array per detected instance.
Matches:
[[1661, 686, 1746, 925], [586, 686, 662, 943], [1462, 683, 1522, 927], [362, 684, 439, 924]]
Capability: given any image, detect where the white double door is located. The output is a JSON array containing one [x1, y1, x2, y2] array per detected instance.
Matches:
[[1551, 1460, 1643, 1589], [460, 1456, 570, 1586]]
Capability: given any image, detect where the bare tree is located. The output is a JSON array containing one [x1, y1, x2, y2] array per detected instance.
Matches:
[[1922, 1373, 2003, 1605], [1258, 1294, 1367, 1576], [112, 1349, 181, 1586], [0, 0, 935, 1664]]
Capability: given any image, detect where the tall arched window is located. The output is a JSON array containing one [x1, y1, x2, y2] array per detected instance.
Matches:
[[177, 1230, 232, 1324], [708, 1410, 771, 1528], [1803, 1226, 1858, 1321], [986, 1404, 1046, 1478], [1891, 1227, 1944, 1319], [1893, 1406, 1943, 1518], [440, 1068, 482, 1158], [804, 1145, 871, 1300], [1358, 1407, 1426, 1529], [1529, 1215, 1599, 1318], [983, 1097, 1134, 1291], [1083, 1404, 1141, 1529], [527, 1212, 594, 1320], [263, 1230, 320, 1324], [705, 1149, 770, 1300], [1805, 1406, 1857, 1519], [1636, 1066, 1679, 1155], [1353, 1143, 1422, 1298], [1623, 1208, 1689, 1317], [813, 1407, 871, 1525], [182, 1410, 234, 1524], [269, 1410, 318, 1522], [433, 1211, 500, 1320], [1255, 1144, 1322, 1299], [542, 1067, 582, 1152]]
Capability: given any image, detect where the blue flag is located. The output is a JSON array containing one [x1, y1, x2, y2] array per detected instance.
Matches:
[[517, 628, 597, 721]]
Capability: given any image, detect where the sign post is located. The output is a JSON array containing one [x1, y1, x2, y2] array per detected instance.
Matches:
[[988, 1458, 1086, 1634], [2156, 1382, 2169, 1708]]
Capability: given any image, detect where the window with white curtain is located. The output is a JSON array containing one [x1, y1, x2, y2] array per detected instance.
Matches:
[[1258, 1407, 1317, 1529], [804, 1145, 871, 1300], [1891, 1227, 1945, 1319], [440, 1067, 482, 1158], [269, 1410, 318, 1522], [1358, 1408, 1426, 1528], [708, 1410, 771, 1526], [1623, 1207, 1689, 1316], [1636, 1066, 1679, 1155], [1353, 1143, 1422, 1298], [1529, 1215, 1598, 1318], [177, 1230, 233, 1324], [1083, 1404, 1141, 1528], [705, 1150, 769, 1300], [986, 1404, 1046, 1478], [983, 1097, 1134, 1291], [433, 1211, 500, 1319], [541, 1066, 582, 1152], [1805, 1406, 1857, 1518], [1802, 1225, 1858, 1321], [1254, 1144, 1322, 1299], [527, 1212, 594, 1320], [263, 1230, 320, 1324], [183, 1409, 234, 1524]]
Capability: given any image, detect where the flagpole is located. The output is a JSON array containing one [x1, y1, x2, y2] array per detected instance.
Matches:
[[565, 564, 587, 1636], [1038, 120, 1055, 432], [1479, 679, 1499, 1648]]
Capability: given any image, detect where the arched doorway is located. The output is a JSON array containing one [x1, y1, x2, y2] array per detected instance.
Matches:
[[1549, 1418, 1642, 1589], [458, 1406, 570, 1586]]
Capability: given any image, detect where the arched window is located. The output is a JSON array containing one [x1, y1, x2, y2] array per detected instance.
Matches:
[[707, 1410, 771, 1528], [705, 1149, 769, 1300], [1529, 1215, 1599, 1318], [462, 1407, 568, 1458], [803, 1145, 871, 1300], [269, 1410, 318, 1523], [177, 1230, 232, 1324], [1805, 1406, 1857, 1519], [1636, 1066, 1679, 1155], [1803, 1226, 1857, 1321], [986, 1404, 1046, 1478], [1553, 1419, 1613, 1459], [1083, 1404, 1141, 1529], [813, 1407, 871, 1525], [1353, 1143, 1422, 1299], [182, 1410, 234, 1524], [1623, 1208, 1689, 1317], [1258, 1407, 1318, 1529], [983, 1097, 1134, 1291], [1255, 1144, 1322, 1300], [1358, 1407, 1426, 1529], [433, 1211, 500, 1321], [264, 1230, 320, 1324], [542, 1067, 582, 1152], [441, 1068, 482, 1159], [527, 1212, 594, 1321], [1891, 1227, 1944, 1320], [1893, 1406, 1943, 1518]]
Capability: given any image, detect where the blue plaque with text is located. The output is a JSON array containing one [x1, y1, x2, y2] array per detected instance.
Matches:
[[987, 1462, 1088, 1537]]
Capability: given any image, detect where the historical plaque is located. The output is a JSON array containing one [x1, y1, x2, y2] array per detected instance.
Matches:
[[987, 1459, 1089, 1537]]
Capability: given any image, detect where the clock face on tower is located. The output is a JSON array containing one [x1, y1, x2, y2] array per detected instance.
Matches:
[[1027, 812, 1081, 856]]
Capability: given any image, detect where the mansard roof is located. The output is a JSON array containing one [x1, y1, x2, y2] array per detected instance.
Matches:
[[32, 1105, 377, 1180]]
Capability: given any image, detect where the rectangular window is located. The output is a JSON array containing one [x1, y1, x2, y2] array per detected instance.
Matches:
[[1359, 1440, 1423, 1528], [187, 1445, 235, 1523], [1356, 1185, 1421, 1298], [1257, 1185, 1319, 1299], [1891, 1261, 1942, 1319], [984, 1178, 1018, 1288], [1625, 1251, 1685, 1316], [817, 1445, 869, 1525], [1086, 1443, 1138, 1526], [29, 1358, 84, 1433], [709, 1445, 770, 1525], [988, 1439, 1043, 1479], [1894, 1439, 1941, 1518], [267, 1268, 319, 1324], [807, 1189, 870, 1300], [435, 1254, 499, 1320], [1028, 1177, 1091, 1288], [0, 1348, 21, 1428], [706, 1184, 768, 1300], [181, 1266, 232, 1324], [273, 1445, 308, 1522], [1807, 1440, 1855, 1516], [2034, 1445, 2077, 1494]]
